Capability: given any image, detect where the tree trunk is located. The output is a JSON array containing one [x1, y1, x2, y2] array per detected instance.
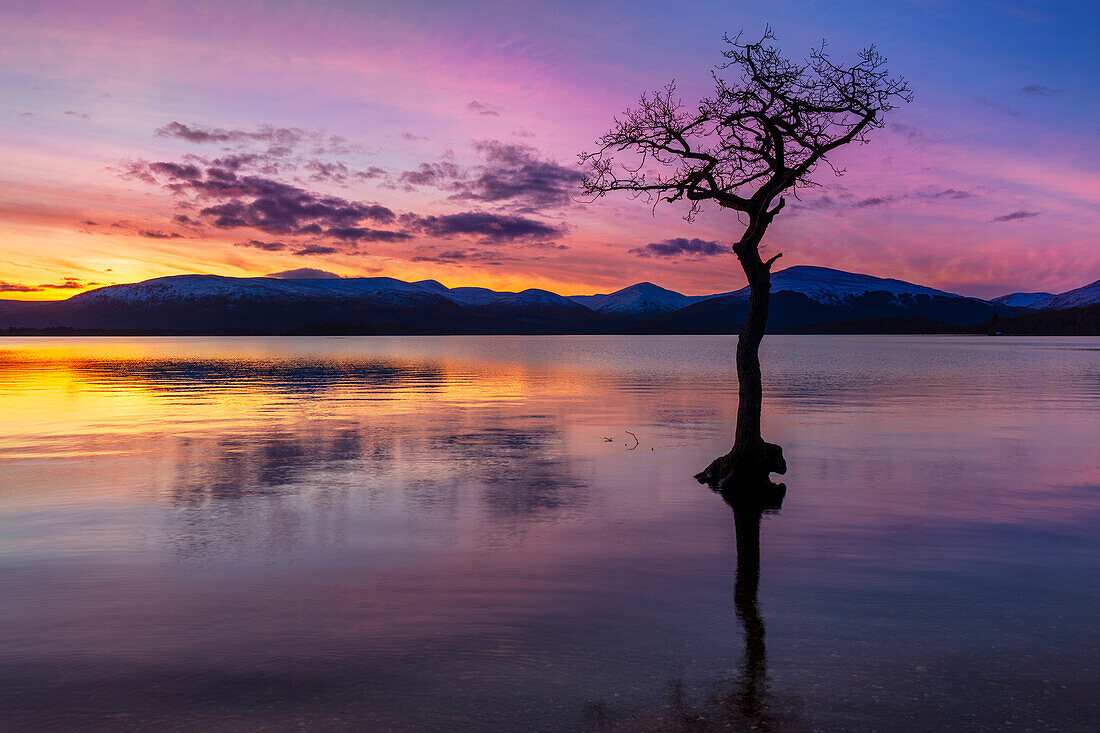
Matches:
[[734, 251, 770, 451], [695, 223, 786, 490]]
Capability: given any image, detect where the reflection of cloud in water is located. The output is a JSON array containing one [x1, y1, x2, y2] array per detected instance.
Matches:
[[167, 426, 378, 558], [164, 416, 586, 558], [429, 428, 586, 519], [70, 357, 451, 396]]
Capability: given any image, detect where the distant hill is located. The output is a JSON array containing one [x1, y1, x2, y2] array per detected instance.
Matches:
[[635, 266, 1023, 333], [991, 291, 1055, 309], [735, 265, 962, 303], [0, 266, 1095, 336], [568, 282, 704, 318], [967, 303, 1100, 336], [1028, 280, 1100, 311]]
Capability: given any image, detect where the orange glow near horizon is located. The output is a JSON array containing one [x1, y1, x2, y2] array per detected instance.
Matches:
[[2, 1, 1098, 302]]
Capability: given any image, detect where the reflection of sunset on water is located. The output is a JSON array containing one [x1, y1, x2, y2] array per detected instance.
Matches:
[[1, 335, 1097, 729]]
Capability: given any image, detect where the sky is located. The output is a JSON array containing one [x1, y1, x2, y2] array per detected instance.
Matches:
[[1, 0, 1098, 300]]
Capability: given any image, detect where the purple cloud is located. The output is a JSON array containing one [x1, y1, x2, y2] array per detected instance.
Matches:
[[236, 239, 342, 255], [127, 140, 567, 249], [305, 160, 386, 185], [131, 160, 401, 236], [405, 211, 564, 242], [399, 140, 580, 209], [156, 121, 305, 148], [324, 226, 411, 242], [451, 140, 581, 208], [411, 248, 509, 265], [293, 244, 339, 255], [629, 238, 726, 259], [398, 161, 464, 187], [466, 101, 502, 116]]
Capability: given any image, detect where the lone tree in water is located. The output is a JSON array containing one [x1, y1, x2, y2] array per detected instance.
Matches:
[[580, 27, 910, 490]]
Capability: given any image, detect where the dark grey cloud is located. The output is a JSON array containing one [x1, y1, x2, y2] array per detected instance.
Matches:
[[267, 268, 341, 279], [629, 238, 726, 259], [139, 229, 183, 239], [1022, 84, 1062, 97], [466, 101, 502, 116], [991, 210, 1040, 222], [404, 211, 564, 242], [64, 110, 89, 119]]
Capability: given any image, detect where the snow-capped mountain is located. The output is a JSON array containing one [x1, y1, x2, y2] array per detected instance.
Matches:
[[486, 288, 586, 309], [3, 265, 1095, 334], [569, 282, 703, 317], [991, 292, 1056, 309], [72, 274, 431, 305], [730, 265, 961, 304], [1029, 280, 1100, 310]]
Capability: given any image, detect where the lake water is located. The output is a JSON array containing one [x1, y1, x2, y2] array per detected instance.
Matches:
[[1, 335, 1097, 731]]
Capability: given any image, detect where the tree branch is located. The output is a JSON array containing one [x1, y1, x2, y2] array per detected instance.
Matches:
[[579, 27, 909, 236]]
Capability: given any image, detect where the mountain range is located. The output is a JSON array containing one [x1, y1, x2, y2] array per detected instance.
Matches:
[[1, 265, 1097, 335]]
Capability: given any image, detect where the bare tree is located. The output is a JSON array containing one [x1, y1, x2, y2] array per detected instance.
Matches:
[[580, 27, 910, 490]]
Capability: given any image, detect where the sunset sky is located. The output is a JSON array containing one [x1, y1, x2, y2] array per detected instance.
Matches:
[[2, 0, 1097, 300]]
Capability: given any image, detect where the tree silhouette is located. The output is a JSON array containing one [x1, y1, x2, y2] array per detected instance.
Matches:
[[580, 27, 910, 489]]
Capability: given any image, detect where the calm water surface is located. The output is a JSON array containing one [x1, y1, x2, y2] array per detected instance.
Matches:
[[1, 336, 1097, 731]]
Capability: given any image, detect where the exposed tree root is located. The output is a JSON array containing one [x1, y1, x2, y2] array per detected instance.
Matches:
[[694, 442, 787, 494]]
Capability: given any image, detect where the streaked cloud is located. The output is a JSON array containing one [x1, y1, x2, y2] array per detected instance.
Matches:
[[991, 211, 1040, 223]]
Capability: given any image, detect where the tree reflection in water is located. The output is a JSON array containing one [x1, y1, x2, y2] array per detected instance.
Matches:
[[726, 481, 786, 727], [590, 481, 789, 732]]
